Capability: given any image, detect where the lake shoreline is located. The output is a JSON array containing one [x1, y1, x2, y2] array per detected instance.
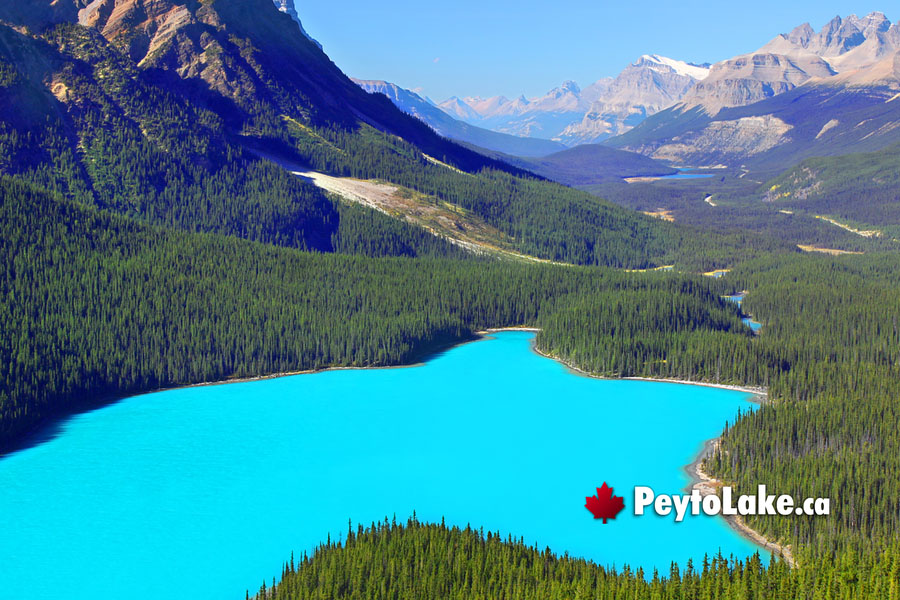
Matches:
[[527, 337, 796, 567], [686, 438, 796, 568], [0, 332, 480, 458], [528, 340, 766, 399]]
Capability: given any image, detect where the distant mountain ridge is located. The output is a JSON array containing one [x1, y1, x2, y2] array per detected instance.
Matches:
[[437, 80, 604, 141], [353, 79, 566, 157], [435, 56, 708, 145], [427, 12, 900, 155], [558, 55, 710, 145]]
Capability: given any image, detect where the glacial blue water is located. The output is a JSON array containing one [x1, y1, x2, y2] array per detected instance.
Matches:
[[743, 318, 763, 332], [724, 294, 763, 331], [657, 170, 715, 180], [0, 331, 760, 599]]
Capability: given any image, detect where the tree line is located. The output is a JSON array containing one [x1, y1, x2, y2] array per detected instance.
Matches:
[[257, 518, 900, 600]]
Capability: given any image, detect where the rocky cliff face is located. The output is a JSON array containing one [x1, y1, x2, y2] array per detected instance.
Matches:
[[679, 53, 835, 113], [648, 115, 794, 164], [680, 13, 900, 114]]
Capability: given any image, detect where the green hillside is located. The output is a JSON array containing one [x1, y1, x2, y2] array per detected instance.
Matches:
[[764, 143, 900, 240], [261, 518, 899, 600]]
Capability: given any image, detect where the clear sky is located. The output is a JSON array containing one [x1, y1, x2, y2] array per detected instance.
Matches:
[[296, 2, 890, 102]]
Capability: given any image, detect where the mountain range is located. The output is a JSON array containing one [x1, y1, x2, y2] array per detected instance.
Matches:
[[431, 54, 710, 145], [611, 13, 900, 169], [557, 55, 710, 145], [353, 79, 566, 156], [357, 11, 896, 171], [437, 80, 601, 141]]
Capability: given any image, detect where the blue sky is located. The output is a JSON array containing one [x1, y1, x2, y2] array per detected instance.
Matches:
[[297, 2, 890, 101]]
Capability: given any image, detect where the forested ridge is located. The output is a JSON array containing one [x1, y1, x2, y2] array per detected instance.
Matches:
[[706, 255, 900, 562], [765, 143, 900, 239], [284, 119, 787, 270], [259, 518, 900, 600]]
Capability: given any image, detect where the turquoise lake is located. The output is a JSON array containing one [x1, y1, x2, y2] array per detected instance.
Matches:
[[657, 170, 714, 180], [0, 331, 760, 599]]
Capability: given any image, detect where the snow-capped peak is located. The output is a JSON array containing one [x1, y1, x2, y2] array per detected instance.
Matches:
[[639, 54, 710, 80]]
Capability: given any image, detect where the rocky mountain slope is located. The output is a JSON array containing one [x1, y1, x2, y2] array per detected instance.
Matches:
[[558, 55, 709, 145], [608, 81, 900, 170], [271, 0, 321, 49], [607, 13, 900, 170], [677, 13, 900, 114]]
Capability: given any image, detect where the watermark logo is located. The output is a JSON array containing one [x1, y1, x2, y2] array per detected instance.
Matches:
[[585, 482, 625, 523], [586, 483, 830, 522]]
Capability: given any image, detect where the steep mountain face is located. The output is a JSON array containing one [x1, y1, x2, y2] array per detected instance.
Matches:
[[558, 55, 709, 145], [679, 53, 835, 113], [1, 0, 518, 176], [0, 0, 537, 257], [353, 79, 566, 156], [776, 13, 898, 68]]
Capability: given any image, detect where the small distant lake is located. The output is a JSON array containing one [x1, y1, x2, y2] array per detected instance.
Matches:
[[658, 169, 715, 180], [0, 332, 760, 599]]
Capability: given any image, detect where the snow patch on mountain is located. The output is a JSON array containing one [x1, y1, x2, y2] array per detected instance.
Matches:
[[641, 54, 711, 80], [272, 0, 322, 49]]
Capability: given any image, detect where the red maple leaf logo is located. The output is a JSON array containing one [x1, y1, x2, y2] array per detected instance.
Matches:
[[585, 482, 625, 523]]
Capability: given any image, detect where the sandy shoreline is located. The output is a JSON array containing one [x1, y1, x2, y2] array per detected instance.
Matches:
[[530, 343, 766, 399], [529, 340, 797, 566], [686, 439, 796, 568], [182, 360, 423, 390]]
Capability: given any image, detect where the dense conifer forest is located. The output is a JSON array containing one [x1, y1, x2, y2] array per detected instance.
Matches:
[[258, 518, 900, 600], [284, 120, 788, 270]]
